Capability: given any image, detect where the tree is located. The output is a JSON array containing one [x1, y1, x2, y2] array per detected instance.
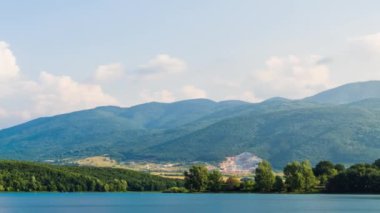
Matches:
[[284, 161, 303, 192], [240, 178, 255, 192], [326, 163, 380, 193], [207, 170, 224, 192], [184, 165, 209, 192], [301, 161, 317, 191], [334, 164, 345, 173], [314, 161, 335, 176], [224, 177, 240, 191], [284, 160, 317, 192], [272, 176, 285, 192], [314, 161, 338, 185], [373, 159, 380, 168], [254, 160, 275, 192]]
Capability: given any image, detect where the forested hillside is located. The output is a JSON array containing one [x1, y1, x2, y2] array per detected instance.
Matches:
[[0, 161, 182, 192]]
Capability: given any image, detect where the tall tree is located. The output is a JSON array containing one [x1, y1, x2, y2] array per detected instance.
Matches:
[[207, 170, 224, 192], [184, 165, 209, 192], [314, 161, 338, 185], [301, 161, 318, 191], [284, 160, 317, 192], [255, 160, 275, 192], [326, 163, 380, 193], [373, 159, 380, 168], [272, 176, 285, 192], [334, 164, 345, 173], [224, 177, 241, 191]]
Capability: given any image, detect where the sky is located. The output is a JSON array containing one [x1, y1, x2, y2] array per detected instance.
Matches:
[[1, 0, 380, 128]]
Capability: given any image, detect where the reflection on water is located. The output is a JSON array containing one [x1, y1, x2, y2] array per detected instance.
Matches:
[[0, 193, 379, 213]]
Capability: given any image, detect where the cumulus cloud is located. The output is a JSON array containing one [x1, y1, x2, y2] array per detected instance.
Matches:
[[181, 85, 207, 99], [0, 41, 20, 81], [34, 72, 118, 115], [1, 72, 119, 122], [94, 63, 124, 82], [139, 89, 175, 103], [251, 55, 333, 99], [137, 54, 187, 75], [0, 41, 119, 128]]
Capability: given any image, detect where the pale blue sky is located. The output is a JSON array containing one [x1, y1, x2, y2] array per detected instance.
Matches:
[[1, 0, 380, 127]]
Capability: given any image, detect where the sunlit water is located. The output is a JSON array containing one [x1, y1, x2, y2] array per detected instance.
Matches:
[[0, 193, 379, 213]]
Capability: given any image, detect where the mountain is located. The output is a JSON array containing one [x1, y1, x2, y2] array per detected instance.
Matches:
[[305, 81, 380, 104], [1, 81, 380, 169], [0, 99, 250, 161], [140, 102, 380, 168]]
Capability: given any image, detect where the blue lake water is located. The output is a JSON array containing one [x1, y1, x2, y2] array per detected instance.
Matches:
[[0, 193, 379, 213]]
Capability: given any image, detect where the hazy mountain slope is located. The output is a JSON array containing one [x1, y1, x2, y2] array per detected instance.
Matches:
[[0, 107, 144, 160], [1, 81, 380, 168], [345, 98, 380, 111], [305, 81, 380, 104], [175, 98, 322, 134], [0, 99, 249, 160], [140, 105, 380, 168], [119, 99, 250, 130]]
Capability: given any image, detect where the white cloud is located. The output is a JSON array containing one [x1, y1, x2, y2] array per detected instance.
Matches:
[[1, 72, 118, 121], [94, 63, 124, 82], [0, 41, 119, 128], [0, 41, 20, 81], [349, 32, 380, 54], [33, 72, 118, 115], [138, 54, 187, 75], [328, 32, 380, 83], [139, 89, 175, 103], [251, 55, 333, 99], [181, 85, 207, 99]]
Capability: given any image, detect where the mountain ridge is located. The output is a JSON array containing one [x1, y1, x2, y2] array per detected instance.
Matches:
[[304, 80, 380, 104], [1, 81, 380, 168]]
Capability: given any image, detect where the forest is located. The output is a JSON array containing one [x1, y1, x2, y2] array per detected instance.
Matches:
[[178, 159, 380, 193], [0, 160, 182, 192], [0, 159, 379, 193]]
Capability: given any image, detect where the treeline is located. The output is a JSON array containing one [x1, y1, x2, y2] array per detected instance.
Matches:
[[178, 159, 380, 193], [0, 160, 183, 192]]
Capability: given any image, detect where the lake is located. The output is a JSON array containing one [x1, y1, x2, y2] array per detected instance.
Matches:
[[0, 193, 379, 213]]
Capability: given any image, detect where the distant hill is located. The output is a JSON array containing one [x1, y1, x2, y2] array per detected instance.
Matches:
[[1, 81, 380, 169], [305, 81, 380, 104], [141, 102, 380, 168]]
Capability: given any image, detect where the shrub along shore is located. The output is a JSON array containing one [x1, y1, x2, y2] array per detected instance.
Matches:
[[0, 159, 379, 193], [173, 159, 380, 194]]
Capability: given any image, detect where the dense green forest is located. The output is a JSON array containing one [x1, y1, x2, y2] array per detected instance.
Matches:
[[0, 161, 182, 192], [0, 159, 379, 193], [178, 159, 380, 194]]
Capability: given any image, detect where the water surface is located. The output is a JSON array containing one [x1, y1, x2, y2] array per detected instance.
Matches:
[[0, 193, 379, 213]]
